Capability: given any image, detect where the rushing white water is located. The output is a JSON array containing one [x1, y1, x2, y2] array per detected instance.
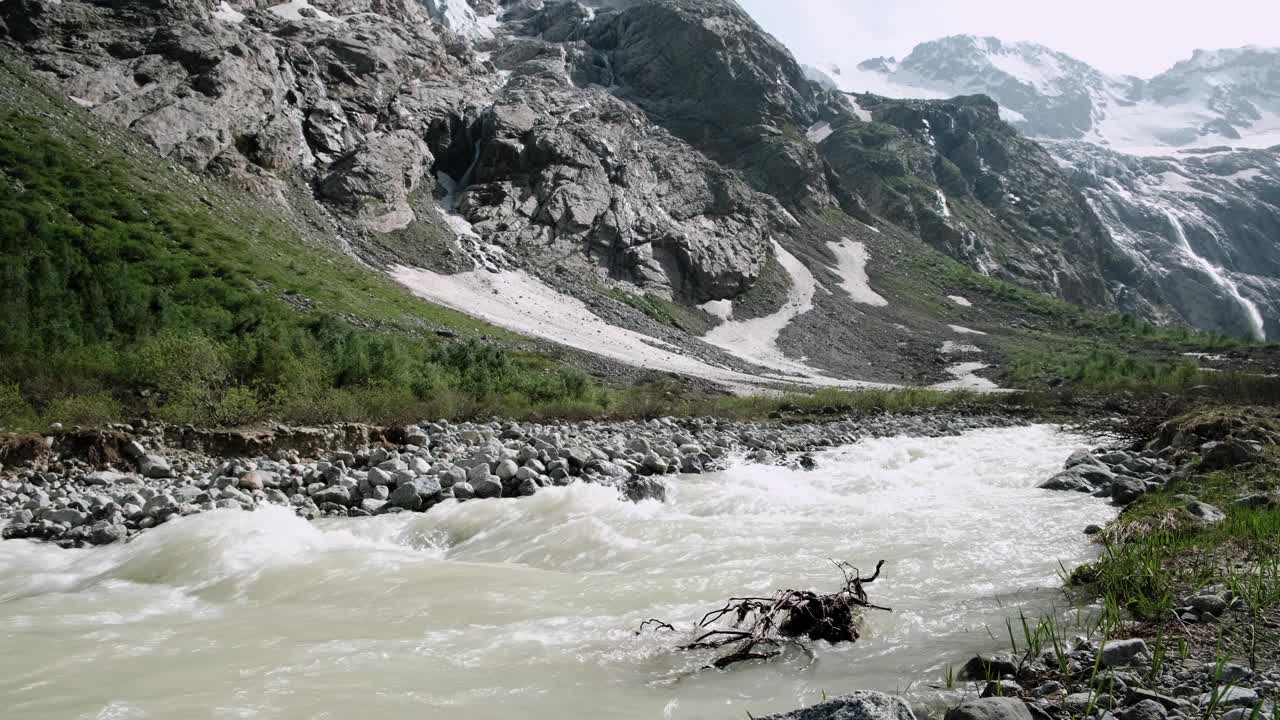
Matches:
[[0, 426, 1113, 720]]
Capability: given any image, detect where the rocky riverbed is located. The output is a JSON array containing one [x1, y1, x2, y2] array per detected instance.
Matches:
[[763, 411, 1280, 720], [0, 412, 1026, 548]]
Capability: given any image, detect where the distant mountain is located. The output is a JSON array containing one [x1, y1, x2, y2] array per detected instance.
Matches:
[[835, 36, 1280, 339], [850, 36, 1280, 154]]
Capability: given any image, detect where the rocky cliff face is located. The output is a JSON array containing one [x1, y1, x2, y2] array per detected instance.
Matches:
[[818, 93, 1148, 310]]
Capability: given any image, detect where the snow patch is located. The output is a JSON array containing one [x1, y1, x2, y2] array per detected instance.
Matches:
[[948, 325, 988, 336], [268, 0, 336, 22], [947, 295, 973, 307], [827, 238, 888, 307], [851, 98, 874, 123], [701, 243, 879, 387], [393, 267, 758, 394], [941, 341, 982, 355], [932, 362, 999, 391], [699, 299, 733, 321], [998, 106, 1027, 124], [213, 1, 245, 23], [935, 190, 951, 218], [806, 121, 834, 144]]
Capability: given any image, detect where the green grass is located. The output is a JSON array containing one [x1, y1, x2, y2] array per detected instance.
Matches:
[[0, 60, 609, 428], [1071, 444, 1280, 625]]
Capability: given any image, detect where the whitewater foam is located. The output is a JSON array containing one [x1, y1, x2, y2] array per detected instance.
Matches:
[[0, 426, 1112, 720]]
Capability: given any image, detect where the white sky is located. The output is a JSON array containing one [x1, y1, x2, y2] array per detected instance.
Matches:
[[737, 0, 1280, 77]]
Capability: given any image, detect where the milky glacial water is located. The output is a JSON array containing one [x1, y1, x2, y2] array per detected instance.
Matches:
[[0, 425, 1115, 720]]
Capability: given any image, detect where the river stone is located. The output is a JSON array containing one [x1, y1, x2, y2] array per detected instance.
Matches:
[[565, 447, 592, 469], [622, 476, 667, 503], [945, 697, 1033, 720], [367, 467, 394, 486], [958, 654, 1019, 680], [495, 459, 519, 481], [757, 690, 917, 720], [472, 476, 502, 499], [238, 470, 270, 491], [516, 478, 538, 497], [452, 482, 475, 500], [1118, 699, 1168, 720], [87, 521, 127, 545], [138, 454, 173, 479], [312, 486, 353, 507], [982, 680, 1023, 698], [1039, 469, 1095, 492], [1187, 593, 1228, 616], [1065, 449, 1100, 469], [1099, 639, 1148, 667], [84, 470, 128, 486], [1199, 687, 1259, 709], [1186, 501, 1226, 524], [1111, 477, 1147, 505]]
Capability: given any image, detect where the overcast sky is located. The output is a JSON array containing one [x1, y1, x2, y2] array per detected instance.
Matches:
[[737, 0, 1280, 77]]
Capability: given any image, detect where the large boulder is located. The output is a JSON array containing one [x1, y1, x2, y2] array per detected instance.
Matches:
[[757, 690, 916, 720]]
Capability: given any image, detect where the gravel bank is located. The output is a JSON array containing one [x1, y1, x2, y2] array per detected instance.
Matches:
[[1, 412, 1026, 548]]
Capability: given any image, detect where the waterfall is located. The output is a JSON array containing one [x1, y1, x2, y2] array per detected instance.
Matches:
[[1164, 209, 1267, 340]]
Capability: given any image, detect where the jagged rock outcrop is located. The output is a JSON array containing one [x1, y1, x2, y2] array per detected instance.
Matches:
[[0, 0, 786, 301]]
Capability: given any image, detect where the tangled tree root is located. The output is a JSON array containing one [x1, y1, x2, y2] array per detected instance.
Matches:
[[639, 560, 891, 670]]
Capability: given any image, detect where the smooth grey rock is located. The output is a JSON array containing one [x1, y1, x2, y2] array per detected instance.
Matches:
[[1111, 477, 1147, 505], [1199, 687, 1258, 709], [471, 476, 503, 499], [758, 690, 917, 720], [958, 654, 1019, 680], [451, 482, 475, 501], [367, 468, 394, 486], [1186, 501, 1226, 524], [311, 486, 353, 507], [138, 454, 172, 479], [1099, 639, 1148, 667], [84, 471, 128, 486], [945, 698, 1033, 720], [495, 459, 519, 481], [238, 470, 270, 491]]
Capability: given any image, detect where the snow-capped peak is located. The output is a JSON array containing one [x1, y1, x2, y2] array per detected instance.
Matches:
[[839, 37, 1280, 154]]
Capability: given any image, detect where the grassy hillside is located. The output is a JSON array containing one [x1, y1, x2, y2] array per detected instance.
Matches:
[[0, 59, 608, 429]]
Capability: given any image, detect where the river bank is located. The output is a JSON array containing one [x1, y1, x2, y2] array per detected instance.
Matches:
[[0, 411, 1028, 547]]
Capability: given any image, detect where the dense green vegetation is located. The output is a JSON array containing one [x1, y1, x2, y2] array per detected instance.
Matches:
[[0, 73, 608, 429]]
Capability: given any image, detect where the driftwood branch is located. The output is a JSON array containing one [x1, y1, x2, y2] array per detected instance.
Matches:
[[638, 560, 891, 670]]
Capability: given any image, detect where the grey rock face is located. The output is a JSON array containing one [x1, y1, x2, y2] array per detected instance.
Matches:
[[757, 690, 917, 720]]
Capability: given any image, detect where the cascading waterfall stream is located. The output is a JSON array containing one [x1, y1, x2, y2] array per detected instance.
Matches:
[[0, 426, 1116, 720], [1163, 209, 1267, 340]]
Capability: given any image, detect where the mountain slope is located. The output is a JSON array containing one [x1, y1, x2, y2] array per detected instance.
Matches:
[[1, 0, 1263, 414]]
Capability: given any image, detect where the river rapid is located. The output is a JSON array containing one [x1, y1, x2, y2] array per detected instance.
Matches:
[[0, 425, 1115, 719]]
